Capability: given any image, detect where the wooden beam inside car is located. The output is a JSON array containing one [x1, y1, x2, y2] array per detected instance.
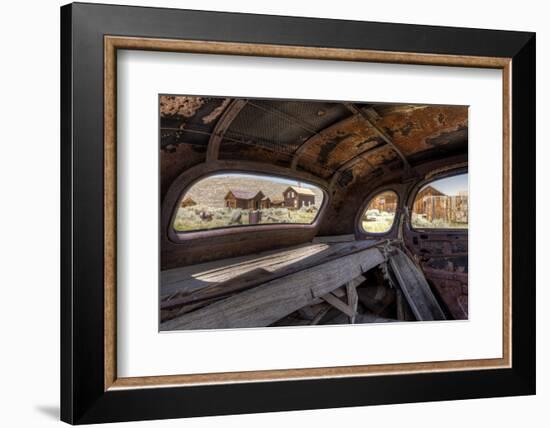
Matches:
[[161, 241, 377, 308], [161, 245, 385, 331], [388, 248, 446, 321]]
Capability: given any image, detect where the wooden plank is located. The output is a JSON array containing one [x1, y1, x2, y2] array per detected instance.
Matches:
[[388, 248, 446, 321], [161, 246, 385, 331], [346, 281, 359, 324], [161, 240, 378, 306], [322, 293, 356, 318], [396, 289, 407, 321], [310, 306, 331, 325], [162, 243, 326, 287], [312, 234, 356, 243]]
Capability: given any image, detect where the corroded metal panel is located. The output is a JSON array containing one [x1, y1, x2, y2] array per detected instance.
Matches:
[[296, 114, 381, 174], [371, 105, 468, 156]]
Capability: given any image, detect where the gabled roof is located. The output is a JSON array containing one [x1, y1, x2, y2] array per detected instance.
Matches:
[[225, 189, 264, 200], [418, 185, 446, 197], [285, 186, 316, 196]]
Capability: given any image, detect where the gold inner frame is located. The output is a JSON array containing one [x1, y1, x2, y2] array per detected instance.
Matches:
[[104, 35, 512, 391]]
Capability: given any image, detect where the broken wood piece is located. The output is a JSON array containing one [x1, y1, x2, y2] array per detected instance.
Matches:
[[308, 279, 363, 305], [396, 288, 407, 321], [310, 306, 332, 325], [312, 234, 356, 243], [161, 240, 379, 307], [388, 248, 446, 321], [321, 292, 356, 318], [161, 246, 385, 331], [346, 281, 359, 323]]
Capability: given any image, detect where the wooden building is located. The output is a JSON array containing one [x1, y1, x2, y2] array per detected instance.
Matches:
[[413, 185, 445, 221], [414, 186, 468, 224], [369, 192, 398, 213], [283, 186, 316, 209], [449, 195, 468, 224], [260, 197, 271, 209], [224, 190, 265, 210], [270, 197, 284, 208]]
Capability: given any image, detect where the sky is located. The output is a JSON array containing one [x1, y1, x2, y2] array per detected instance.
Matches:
[[427, 174, 468, 196], [215, 172, 316, 188]]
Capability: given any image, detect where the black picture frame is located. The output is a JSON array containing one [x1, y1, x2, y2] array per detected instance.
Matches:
[[61, 2, 535, 424]]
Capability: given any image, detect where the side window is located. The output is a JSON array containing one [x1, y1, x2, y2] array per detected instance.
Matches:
[[411, 173, 468, 229], [173, 172, 324, 233], [360, 191, 398, 234]]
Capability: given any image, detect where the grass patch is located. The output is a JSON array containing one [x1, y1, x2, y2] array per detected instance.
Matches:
[[174, 205, 318, 232]]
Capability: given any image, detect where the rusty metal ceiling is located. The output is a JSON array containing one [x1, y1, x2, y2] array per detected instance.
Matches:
[[160, 95, 468, 198]]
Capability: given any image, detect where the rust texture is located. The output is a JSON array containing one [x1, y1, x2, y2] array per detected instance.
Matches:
[[297, 113, 381, 176], [160, 95, 205, 118], [159, 96, 234, 199], [403, 227, 469, 320], [371, 105, 468, 156]]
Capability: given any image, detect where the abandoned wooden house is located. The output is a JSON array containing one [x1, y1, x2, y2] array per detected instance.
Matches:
[[270, 197, 285, 208], [368, 192, 398, 213], [160, 96, 469, 330], [224, 189, 265, 209], [260, 197, 271, 209], [283, 186, 316, 209], [414, 185, 469, 224]]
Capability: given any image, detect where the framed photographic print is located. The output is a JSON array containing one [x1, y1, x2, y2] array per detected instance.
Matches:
[[60, 2, 536, 424]]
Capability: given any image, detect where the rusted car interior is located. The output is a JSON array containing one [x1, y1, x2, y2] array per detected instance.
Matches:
[[160, 96, 468, 331]]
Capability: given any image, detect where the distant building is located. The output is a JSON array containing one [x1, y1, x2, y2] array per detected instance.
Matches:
[[224, 189, 265, 210], [415, 185, 445, 202], [369, 192, 398, 213], [283, 186, 315, 209], [270, 197, 285, 208], [414, 185, 447, 222], [449, 195, 468, 224], [414, 185, 468, 224], [180, 197, 197, 208], [260, 197, 271, 209]]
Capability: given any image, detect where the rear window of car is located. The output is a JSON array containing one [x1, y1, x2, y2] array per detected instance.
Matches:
[[360, 190, 398, 234], [173, 172, 325, 233], [411, 173, 468, 229]]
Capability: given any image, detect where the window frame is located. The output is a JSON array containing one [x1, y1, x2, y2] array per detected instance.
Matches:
[[357, 188, 401, 236], [169, 170, 329, 241], [408, 169, 469, 233]]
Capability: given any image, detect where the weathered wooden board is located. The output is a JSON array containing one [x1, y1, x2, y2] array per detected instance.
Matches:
[[310, 306, 331, 325], [312, 234, 356, 243], [161, 240, 377, 306], [388, 248, 446, 321], [346, 281, 359, 323], [161, 246, 385, 331], [322, 293, 355, 317], [162, 243, 327, 289]]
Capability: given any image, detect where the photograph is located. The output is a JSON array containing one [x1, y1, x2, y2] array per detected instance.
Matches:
[[52, 1, 536, 424], [159, 95, 469, 331]]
